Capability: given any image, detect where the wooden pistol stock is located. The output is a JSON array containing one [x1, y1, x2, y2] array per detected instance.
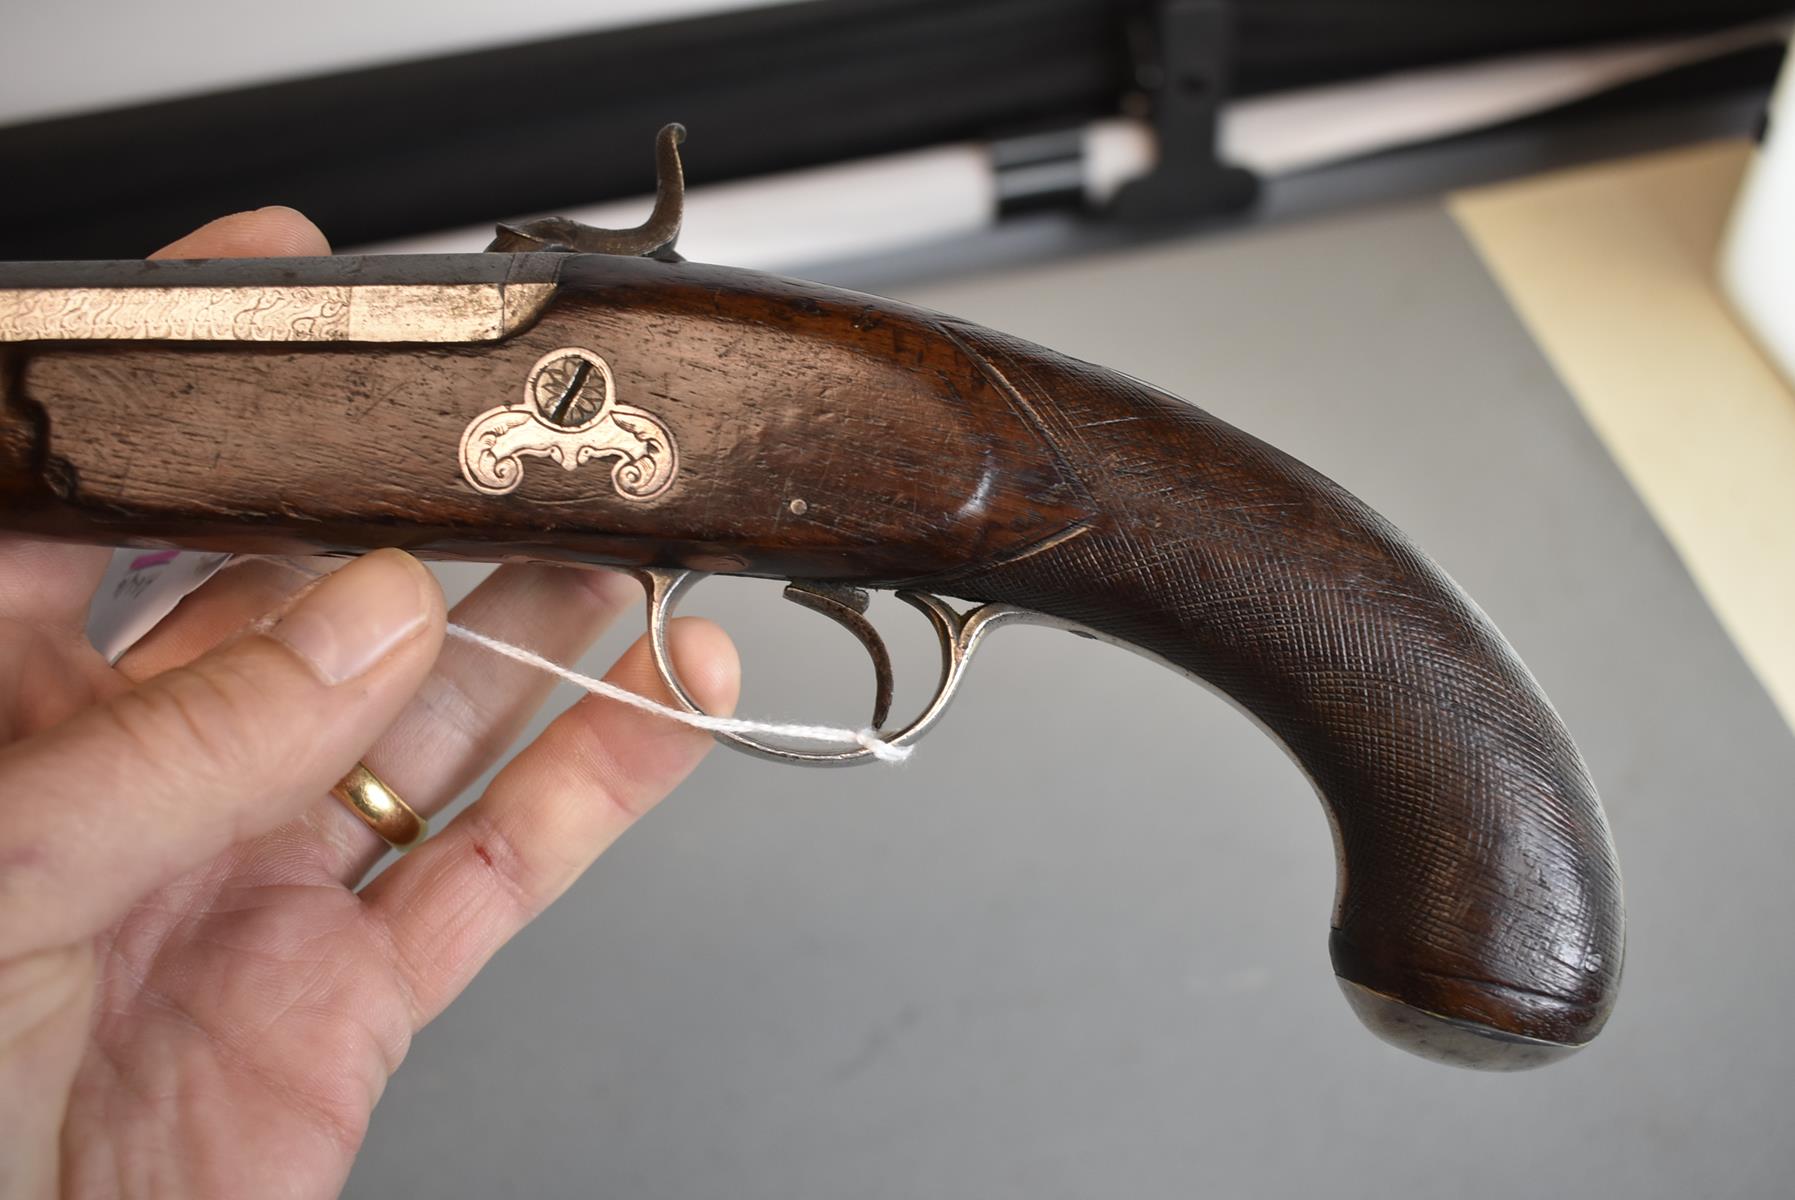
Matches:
[[0, 135, 1622, 1071]]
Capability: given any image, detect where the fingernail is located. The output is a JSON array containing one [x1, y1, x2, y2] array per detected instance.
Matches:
[[270, 550, 431, 685]]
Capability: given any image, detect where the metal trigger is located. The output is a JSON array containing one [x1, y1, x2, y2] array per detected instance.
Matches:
[[631, 568, 1053, 766], [780, 582, 894, 731]]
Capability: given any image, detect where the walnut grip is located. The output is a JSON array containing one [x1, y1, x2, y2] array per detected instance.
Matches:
[[0, 252, 1622, 1067], [927, 322, 1623, 1068]]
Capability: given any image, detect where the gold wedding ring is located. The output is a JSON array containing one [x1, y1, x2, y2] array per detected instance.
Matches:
[[330, 762, 428, 852]]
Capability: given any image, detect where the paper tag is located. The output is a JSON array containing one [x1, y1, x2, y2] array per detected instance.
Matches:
[[86, 549, 234, 662]]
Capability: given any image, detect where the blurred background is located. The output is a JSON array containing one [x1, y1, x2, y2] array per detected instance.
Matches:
[[13, 2, 1795, 1196]]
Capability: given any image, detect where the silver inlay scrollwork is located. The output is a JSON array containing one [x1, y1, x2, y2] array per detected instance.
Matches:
[[0, 282, 557, 343], [458, 347, 678, 500]]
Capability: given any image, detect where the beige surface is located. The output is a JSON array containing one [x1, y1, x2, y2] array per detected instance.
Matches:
[[1451, 141, 1795, 734]]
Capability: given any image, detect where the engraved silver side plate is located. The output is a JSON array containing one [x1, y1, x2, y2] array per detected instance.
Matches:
[[459, 347, 678, 500], [0, 254, 563, 344]]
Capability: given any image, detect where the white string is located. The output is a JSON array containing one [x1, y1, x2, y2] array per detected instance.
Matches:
[[444, 623, 912, 764], [226, 555, 912, 763]]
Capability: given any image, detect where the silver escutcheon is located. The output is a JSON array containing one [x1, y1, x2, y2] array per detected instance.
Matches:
[[459, 347, 678, 500]]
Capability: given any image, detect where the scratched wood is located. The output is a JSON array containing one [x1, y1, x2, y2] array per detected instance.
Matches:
[[0, 253, 1622, 1066]]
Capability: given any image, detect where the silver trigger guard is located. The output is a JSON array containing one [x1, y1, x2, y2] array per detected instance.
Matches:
[[633, 567, 1051, 766]]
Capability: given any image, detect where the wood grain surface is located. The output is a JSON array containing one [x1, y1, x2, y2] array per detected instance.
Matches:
[[0, 252, 1623, 1065]]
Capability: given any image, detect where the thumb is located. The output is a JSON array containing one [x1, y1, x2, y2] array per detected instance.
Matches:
[[0, 550, 443, 958]]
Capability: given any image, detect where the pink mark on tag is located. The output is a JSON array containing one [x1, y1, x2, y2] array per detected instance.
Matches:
[[89, 549, 236, 663]]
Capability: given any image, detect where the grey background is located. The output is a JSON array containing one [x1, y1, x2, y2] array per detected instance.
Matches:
[[344, 198, 1795, 1199]]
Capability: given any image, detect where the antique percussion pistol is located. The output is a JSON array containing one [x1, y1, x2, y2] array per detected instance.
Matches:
[[0, 126, 1622, 1069]]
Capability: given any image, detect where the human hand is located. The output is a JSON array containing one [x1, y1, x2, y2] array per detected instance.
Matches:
[[0, 209, 740, 1198]]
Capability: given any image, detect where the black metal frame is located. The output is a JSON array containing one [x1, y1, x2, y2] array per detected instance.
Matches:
[[3, 0, 1788, 258]]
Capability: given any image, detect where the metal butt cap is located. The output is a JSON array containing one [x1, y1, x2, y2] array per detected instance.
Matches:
[[1337, 978, 1586, 1071]]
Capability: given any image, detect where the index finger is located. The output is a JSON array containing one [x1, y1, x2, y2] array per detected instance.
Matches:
[[149, 206, 330, 259]]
